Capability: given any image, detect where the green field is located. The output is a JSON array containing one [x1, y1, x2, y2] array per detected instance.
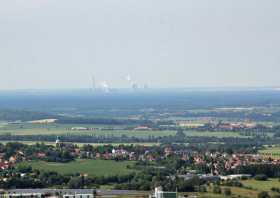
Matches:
[[0, 123, 175, 137], [259, 146, 280, 159], [242, 178, 280, 192], [0, 123, 176, 137], [185, 180, 280, 198], [1, 141, 160, 147], [20, 159, 136, 177], [185, 131, 247, 138], [0, 123, 252, 139], [185, 186, 259, 198]]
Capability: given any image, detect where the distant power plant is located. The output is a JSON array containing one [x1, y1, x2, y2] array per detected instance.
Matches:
[[90, 74, 149, 92], [125, 74, 148, 90], [91, 75, 96, 91]]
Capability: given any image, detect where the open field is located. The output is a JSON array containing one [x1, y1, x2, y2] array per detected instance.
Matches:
[[185, 131, 248, 138], [0, 123, 252, 139], [1, 141, 160, 147], [185, 187, 259, 198], [241, 178, 280, 192], [0, 123, 176, 137], [20, 159, 136, 177], [259, 146, 280, 159], [185, 182, 280, 198]]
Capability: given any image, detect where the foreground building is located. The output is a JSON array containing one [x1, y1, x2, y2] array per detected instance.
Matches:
[[149, 187, 177, 198], [3, 189, 95, 198]]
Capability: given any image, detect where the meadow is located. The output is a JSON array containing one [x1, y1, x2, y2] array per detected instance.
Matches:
[[241, 178, 280, 192], [259, 146, 280, 159], [1, 141, 160, 147], [20, 159, 136, 177], [0, 123, 250, 139], [185, 179, 280, 198], [185, 131, 246, 138]]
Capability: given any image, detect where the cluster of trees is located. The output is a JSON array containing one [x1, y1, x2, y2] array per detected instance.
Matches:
[[1, 132, 279, 145], [0, 142, 75, 163], [1, 163, 207, 191], [234, 164, 280, 178], [0, 109, 53, 122], [57, 117, 153, 125], [182, 110, 280, 122], [0, 163, 135, 189], [114, 166, 204, 192]]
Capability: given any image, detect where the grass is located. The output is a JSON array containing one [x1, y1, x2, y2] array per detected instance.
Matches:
[[1, 141, 160, 147], [20, 159, 136, 177], [0, 123, 252, 139], [259, 146, 280, 159], [185, 187, 259, 198], [185, 180, 280, 198], [185, 131, 249, 138], [183, 192, 227, 198], [241, 178, 280, 192], [0, 123, 176, 137]]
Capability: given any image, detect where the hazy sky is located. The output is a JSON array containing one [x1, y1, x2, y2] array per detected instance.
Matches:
[[1, 0, 280, 89]]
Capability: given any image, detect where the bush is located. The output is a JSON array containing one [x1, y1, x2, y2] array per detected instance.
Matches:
[[271, 187, 280, 193], [257, 191, 270, 198], [224, 179, 243, 187], [213, 186, 222, 194], [198, 185, 207, 192], [67, 177, 83, 189], [16, 164, 32, 173], [223, 188, 231, 196], [255, 174, 268, 181]]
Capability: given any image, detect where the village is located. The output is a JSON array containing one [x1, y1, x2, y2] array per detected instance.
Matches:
[[0, 138, 279, 181]]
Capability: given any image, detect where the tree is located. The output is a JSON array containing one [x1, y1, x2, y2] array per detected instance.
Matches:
[[255, 174, 268, 181], [223, 188, 231, 196], [258, 191, 270, 198], [198, 185, 207, 193], [212, 186, 222, 194], [16, 164, 32, 173], [68, 177, 84, 189]]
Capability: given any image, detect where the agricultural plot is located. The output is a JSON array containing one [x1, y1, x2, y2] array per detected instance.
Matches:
[[186, 186, 259, 198], [20, 159, 136, 177], [259, 146, 280, 159], [241, 178, 280, 192], [0, 123, 249, 138], [185, 131, 248, 138], [1, 141, 160, 147], [187, 180, 280, 198], [0, 123, 176, 137]]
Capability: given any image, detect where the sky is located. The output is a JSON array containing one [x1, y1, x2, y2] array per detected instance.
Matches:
[[0, 0, 280, 90]]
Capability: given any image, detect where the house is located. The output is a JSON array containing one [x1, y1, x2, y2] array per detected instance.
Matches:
[[0, 162, 11, 170], [129, 152, 136, 161], [146, 154, 156, 161], [95, 153, 101, 159], [9, 156, 17, 163], [103, 152, 111, 160], [36, 153, 46, 158], [164, 146, 173, 156]]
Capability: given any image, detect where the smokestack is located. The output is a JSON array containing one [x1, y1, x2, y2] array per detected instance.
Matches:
[[91, 75, 96, 91]]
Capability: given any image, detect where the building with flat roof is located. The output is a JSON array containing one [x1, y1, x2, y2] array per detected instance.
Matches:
[[149, 187, 177, 198], [4, 189, 96, 198]]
